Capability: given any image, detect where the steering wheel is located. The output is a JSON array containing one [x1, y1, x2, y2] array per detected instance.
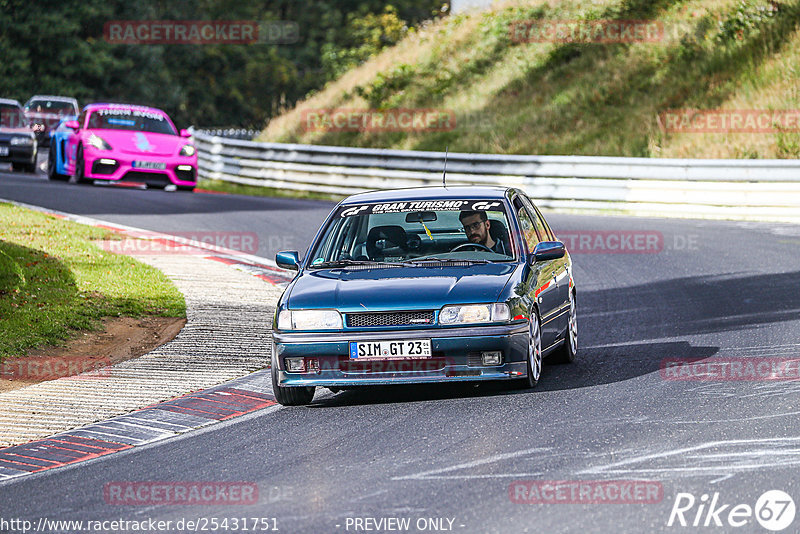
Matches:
[[450, 242, 493, 253]]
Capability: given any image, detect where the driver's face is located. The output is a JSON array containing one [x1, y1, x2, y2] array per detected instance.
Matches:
[[461, 214, 489, 245]]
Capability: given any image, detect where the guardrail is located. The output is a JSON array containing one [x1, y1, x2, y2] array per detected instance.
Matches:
[[192, 130, 800, 222], [194, 128, 260, 140]]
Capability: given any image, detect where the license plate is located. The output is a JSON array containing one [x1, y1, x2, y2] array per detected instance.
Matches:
[[132, 161, 166, 170], [0, 147, 8, 156], [350, 339, 432, 359]]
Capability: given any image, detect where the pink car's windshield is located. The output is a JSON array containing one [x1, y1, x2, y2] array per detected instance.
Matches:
[[87, 108, 177, 135]]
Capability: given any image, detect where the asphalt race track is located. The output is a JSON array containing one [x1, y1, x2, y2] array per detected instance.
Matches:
[[2, 167, 800, 533]]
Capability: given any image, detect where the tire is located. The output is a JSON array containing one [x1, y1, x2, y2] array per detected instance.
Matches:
[[271, 360, 315, 406], [513, 310, 542, 389], [177, 185, 196, 192], [11, 163, 24, 173], [74, 146, 90, 184], [47, 146, 69, 181], [551, 291, 577, 364]]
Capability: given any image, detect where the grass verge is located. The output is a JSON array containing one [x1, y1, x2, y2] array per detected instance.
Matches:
[[0, 202, 185, 359], [260, 0, 800, 159]]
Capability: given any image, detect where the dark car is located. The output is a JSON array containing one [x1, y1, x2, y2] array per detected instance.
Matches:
[[24, 95, 79, 147], [271, 186, 577, 406], [0, 99, 38, 173]]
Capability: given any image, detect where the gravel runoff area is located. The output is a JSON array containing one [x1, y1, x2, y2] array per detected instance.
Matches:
[[0, 251, 284, 447]]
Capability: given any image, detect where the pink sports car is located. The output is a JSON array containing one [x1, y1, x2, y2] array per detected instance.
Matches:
[[63, 103, 197, 190]]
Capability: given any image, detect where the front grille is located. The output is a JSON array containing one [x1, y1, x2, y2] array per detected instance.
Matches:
[[467, 352, 482, 367], [175, 167, 195, 182], [122, 171, 170, 185], [91, 160, 118, 175], [346, 310, 435, 328]]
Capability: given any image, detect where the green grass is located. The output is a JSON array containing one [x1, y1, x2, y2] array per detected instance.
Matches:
[[260, 0, 800, 159], [0, 203, 185, 359], [198, 179, 344, 202]]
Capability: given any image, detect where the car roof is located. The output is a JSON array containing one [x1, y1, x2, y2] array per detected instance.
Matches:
[[340, 186, 511, 205], [0, 98, 22, 107], [26, 95, 78, 104]]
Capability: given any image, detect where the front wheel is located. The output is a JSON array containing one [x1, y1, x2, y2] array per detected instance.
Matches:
[[74, 146, 90, 184], [551, 291, 577, 364], [48, 146, 69, 181], [271, 360, 315, 406], [513, 310, 542, 389]]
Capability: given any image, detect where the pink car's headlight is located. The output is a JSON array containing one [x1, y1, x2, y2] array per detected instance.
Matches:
[[86, 133, 112, 151], [179, 144, 195, 157]]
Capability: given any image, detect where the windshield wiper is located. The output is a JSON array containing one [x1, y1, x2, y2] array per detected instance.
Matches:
[[405, 257, 491, 265], [311, 259, 404, 268]]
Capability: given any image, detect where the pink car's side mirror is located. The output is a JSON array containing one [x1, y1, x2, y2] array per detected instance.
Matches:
[[180, 129, 192, 138], [65, 120, 80, 130]]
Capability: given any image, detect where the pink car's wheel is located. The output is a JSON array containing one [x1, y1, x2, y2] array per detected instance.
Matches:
[[74, 146, 90, 185]]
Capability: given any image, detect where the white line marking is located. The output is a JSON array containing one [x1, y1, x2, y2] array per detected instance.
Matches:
[[709, 473, 734, 484], [403, 472, 545, 480], [391, 447, 549, 481], [580, 437, 800, 477]]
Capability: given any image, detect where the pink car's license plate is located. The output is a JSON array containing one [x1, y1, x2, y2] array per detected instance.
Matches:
[[133, 161, 166, 170]]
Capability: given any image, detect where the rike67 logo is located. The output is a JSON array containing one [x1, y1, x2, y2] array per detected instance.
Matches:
[[668, 490, 795, 531]]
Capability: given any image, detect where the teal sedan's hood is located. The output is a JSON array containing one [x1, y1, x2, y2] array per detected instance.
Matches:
[[286, 264, 517, 311]]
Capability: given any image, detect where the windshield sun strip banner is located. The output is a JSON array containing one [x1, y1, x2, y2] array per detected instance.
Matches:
[[96, 108, 166, 120], [338, 200, 505, 217]]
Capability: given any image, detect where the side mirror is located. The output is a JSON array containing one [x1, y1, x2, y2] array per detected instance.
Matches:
[[64, 120, 80, 130], [180, 129, 192, 138], [276, 250, 301, 271], [530, 241, 566, 263]]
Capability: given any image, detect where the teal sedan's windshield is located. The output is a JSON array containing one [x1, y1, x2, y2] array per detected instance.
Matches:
[[309, 200, 517, 266]]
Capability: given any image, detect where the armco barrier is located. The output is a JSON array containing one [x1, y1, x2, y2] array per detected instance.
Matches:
[[192, 130, 800, 223]]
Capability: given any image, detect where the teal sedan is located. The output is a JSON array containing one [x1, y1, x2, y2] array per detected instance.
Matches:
[[271, 186, 577, 406]]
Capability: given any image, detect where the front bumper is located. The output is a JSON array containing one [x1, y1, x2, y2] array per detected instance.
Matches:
[[0, 144, 37, 165], [83, 150, 197, 187], [272, 323, 529, 387]]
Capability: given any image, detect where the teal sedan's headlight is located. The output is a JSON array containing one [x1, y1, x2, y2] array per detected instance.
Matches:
[[86, 133, 112, 150], [278, 309, 343, 330], [9, 136, 34, 146], [179, 144, 195, 156], [439, 303, 510, 325]]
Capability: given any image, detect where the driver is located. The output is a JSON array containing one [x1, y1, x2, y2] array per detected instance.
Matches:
[[458, 210, 511, 255]]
